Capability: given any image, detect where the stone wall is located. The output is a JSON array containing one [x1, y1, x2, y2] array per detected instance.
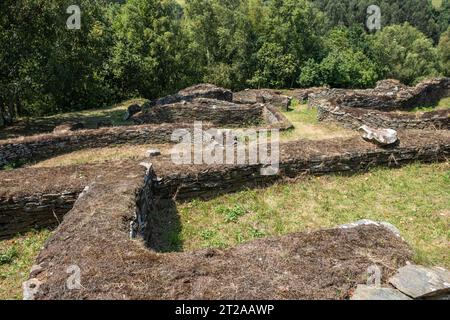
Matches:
[[149, 83, 233, 107], [3, 131, 447, 241], [233, 89, 292, 111], [1, 104, 292, 169], [153, 137, 449, 201], [0, 192, 78, 239], [310, 78, 450, 111], [132, 99, 265, 126], [0, 123, 201, 169], [263, 105, 294, 130], [317, 102, 450, 130]]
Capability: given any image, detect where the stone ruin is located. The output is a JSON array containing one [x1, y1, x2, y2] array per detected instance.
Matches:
[[0, 84, 293, 170], [311, 77, 450, 134], [0, 80, 449, 300], [233, 89, 293, 111]]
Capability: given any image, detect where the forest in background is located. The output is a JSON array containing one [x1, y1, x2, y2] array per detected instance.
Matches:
[[0, 0, 449, 121]]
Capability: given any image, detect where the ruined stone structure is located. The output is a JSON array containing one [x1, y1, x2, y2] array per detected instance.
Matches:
[[131, 99, 265, 126], [311, 78, 450, 131], [16, 160, 413, 299], [233, 89, 292, 111], [148, 83, 233, 107], [1, 130, 448, 239], [317, 103, 449, 130], [0, 104, 292, 169], [0, 80, 449, 300], [310, 78, 450, 111]]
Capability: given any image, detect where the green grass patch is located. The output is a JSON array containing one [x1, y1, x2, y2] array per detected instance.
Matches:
[[0, 230, 52, 300], [280, 101, 355, 141], [409, 97, 450, 112], [177, 162, 450, 268]]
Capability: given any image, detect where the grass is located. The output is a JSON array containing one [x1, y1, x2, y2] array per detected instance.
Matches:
[[409, 97, 450, 113], [0, 98, 146, 140], [30, 144, 170, 168], [177, 162, 450, 268], [280, 100, 356, 142], [0, 230, 52, 300]]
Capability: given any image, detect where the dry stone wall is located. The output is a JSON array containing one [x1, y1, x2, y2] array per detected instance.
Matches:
[[3, 131, 448, 240], [132, 99, 265, 126], [1, 105, 292, 169], [0, 192, 77, 239], [154, 133, 449, 201], [310, 78, 450, 111], [233, 89, 292, 111], [148, 83, 233, 107], [317, 103, 449, 130], [0, 124, 200, 169]]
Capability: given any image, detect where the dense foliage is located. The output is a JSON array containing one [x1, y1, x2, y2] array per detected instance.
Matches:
[[0, 0, 449, 122]]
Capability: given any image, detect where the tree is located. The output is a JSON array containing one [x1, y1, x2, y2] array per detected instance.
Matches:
[[374, 23, 440, 84], [438, 27, 450, 76], [310, 0, 442, 42], [0, 0, 116, 119], [298, 26, 383, 88], [111, 0, 192, 99], [184, 0, 257, 90], [249, 0, 326, 88]]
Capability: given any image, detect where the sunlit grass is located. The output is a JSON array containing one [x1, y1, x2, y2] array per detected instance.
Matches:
[[30, 144, 170, 168], [432, 0, 443, 8], [280, 100, 356, 141], [177, 162, 450, 268], [409, 97, 450, 112], [0, 230, 51, 300]]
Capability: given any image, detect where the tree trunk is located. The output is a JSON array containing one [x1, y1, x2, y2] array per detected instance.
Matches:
[[0, 102, 5, 127], [15, 93, 23, 118]]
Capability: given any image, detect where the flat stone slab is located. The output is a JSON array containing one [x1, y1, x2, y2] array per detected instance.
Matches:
[[389, 265, 450, 299], [351, 285, 412, 300], [339, 220, 402, 238], [146, 148, 161, 157]]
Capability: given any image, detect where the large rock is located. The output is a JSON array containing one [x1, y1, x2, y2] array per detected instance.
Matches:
[[359, 125, 398, 146], [123, 104, 142, 121], [389, 265, 450, 299], [233, 89, 292, 111], [351, 285, 412, 300]]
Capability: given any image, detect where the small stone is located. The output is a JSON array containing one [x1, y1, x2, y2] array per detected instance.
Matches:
[[389, 265, 450, 299], [351, 285, 412, 300], [146, 148, 161, 157], [139, 162, 153, 171]]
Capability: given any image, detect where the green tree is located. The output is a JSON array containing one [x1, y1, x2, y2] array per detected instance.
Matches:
[[299, 26, 383, 88], [111, 0, 189, 99], [249, 0, 326, 88], [438, 27, 450, 76], [374, 23, 440, 84], [184, 0, 257, 89], [0, 0, 116, 119]]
